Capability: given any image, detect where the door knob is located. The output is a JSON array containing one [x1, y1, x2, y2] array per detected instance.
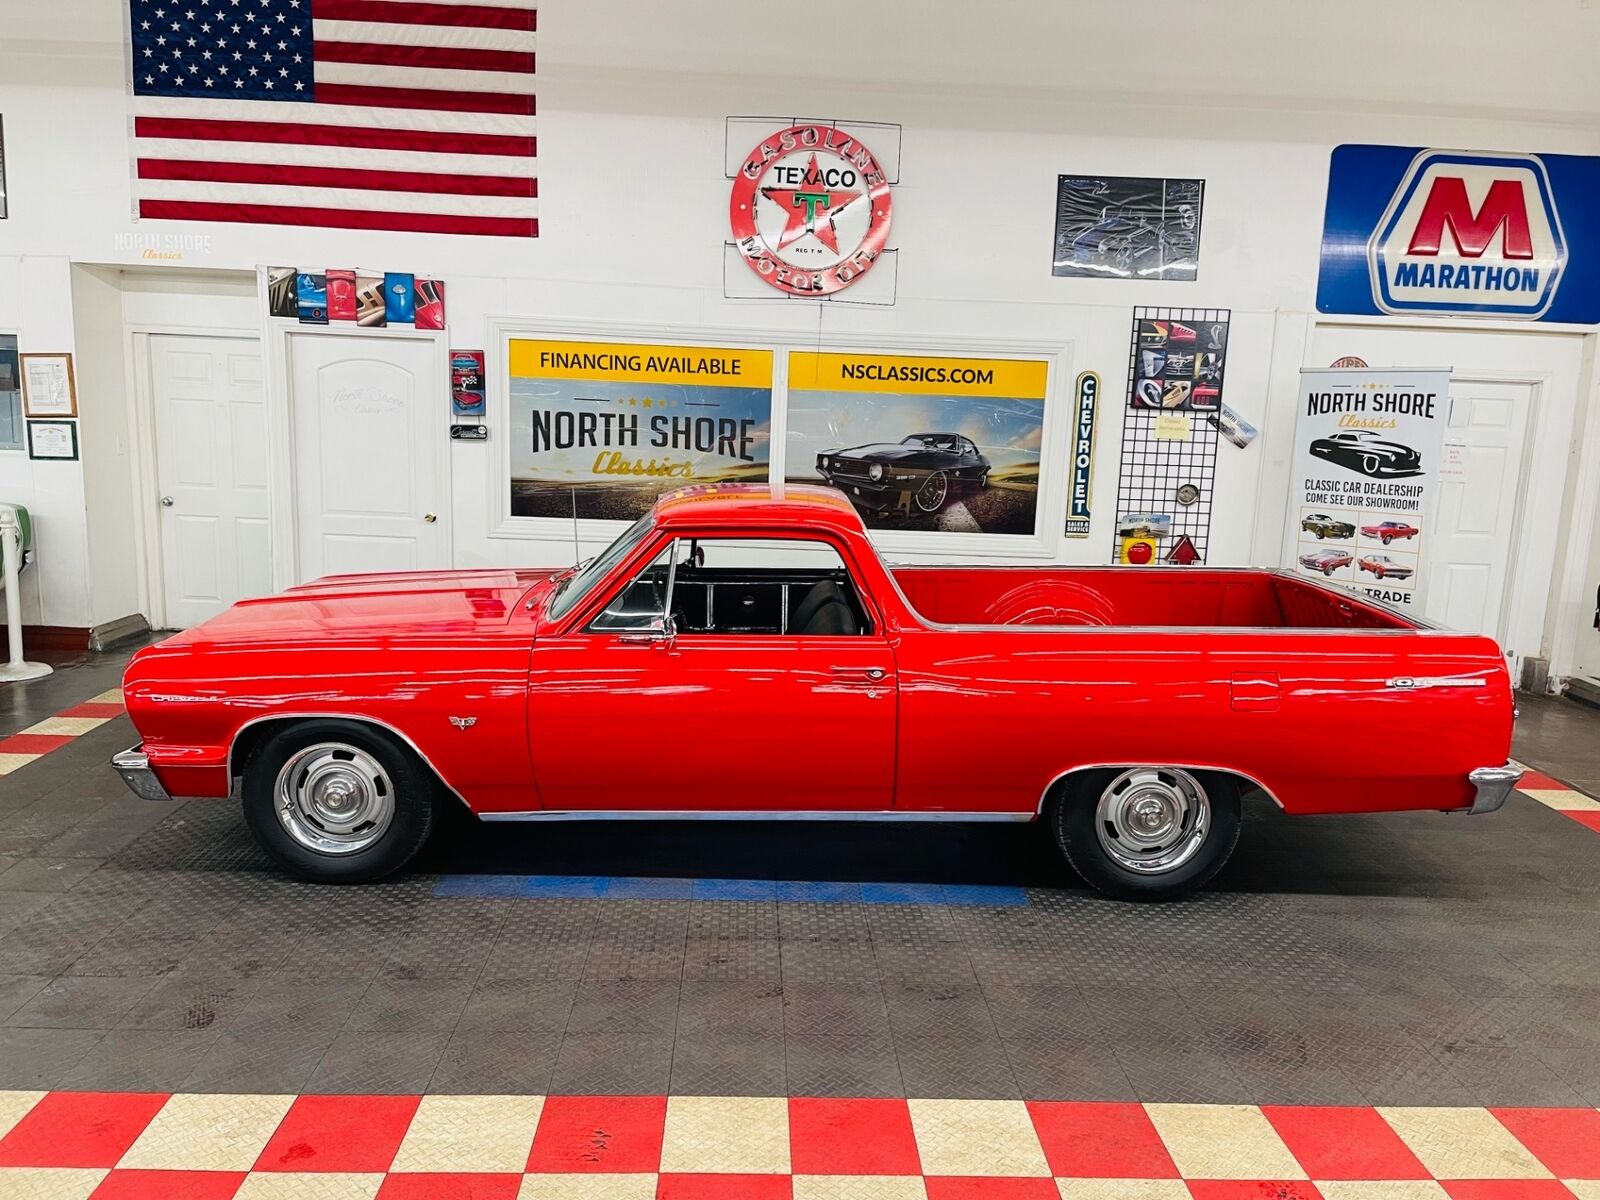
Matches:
[[423, 512, 437, 524], [160, 496, 174, 507]]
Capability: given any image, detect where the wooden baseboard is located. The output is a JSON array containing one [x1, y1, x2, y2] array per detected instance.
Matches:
[[21, 626, 92, 653]]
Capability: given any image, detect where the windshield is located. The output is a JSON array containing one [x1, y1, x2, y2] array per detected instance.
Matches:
[[546, 512, 655, 621]]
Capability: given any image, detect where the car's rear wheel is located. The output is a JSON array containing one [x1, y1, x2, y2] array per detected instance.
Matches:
[[242, 719, 439, 883], [915, 471, 950, 512], [1051, 767, 1241, 900]]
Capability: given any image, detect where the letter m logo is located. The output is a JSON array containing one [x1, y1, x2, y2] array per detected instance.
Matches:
[[1369, 150, 1565, 318]]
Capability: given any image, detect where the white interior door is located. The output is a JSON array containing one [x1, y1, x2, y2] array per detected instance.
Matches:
[[287, 332, 447, 581], [150, 334, 270, 627], [1427, 379, 1532, 639]]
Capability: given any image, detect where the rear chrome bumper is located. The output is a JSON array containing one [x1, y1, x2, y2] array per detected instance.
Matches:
[[111, 745, 173, 802], [1462, 761, 1524, 815]]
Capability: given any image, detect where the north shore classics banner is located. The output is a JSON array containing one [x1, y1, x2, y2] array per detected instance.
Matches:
[[509, 340, 773, 520], [786, 351, 1049, 536]]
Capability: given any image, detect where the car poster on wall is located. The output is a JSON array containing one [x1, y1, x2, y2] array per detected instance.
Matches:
[[1053, 176, 1204, 280], [786, 351, 1048, 536], [1289, 367, 1450, 609], [509, 340, 773, 520]]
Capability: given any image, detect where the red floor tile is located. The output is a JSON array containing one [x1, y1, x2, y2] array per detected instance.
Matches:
[[0, 1091, 170, 1169], [1517, 770, 1567, 791], [59, 701, 125, 719], [1490, 1106, 1600, 1178], [924, 1180, 1061, 1200], [1028, 1100, 1179, 1178], [0, 732, 75, 755], [1439, 1184, 1579, 1200], [788, 1096, 921, 1175], [1186, 1183, 1325, 1200], [656, 1174, 792, 1200], [525, 1094, 667, 1173], [90, 1170, 247, 1200], [254, 1093, 420, 1173], [1567, 811, 1600, 832], [1262, 1105, 1430, 1181], [375, 1174, 524, 1200]]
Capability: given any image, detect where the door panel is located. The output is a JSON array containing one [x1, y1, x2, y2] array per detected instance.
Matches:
[[151, 334, 269, 627], [527, 633, 897, 812], [287, 333, 445, 581]]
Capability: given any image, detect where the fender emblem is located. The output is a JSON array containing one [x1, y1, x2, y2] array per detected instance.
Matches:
[[1385, 676, 1487, 690], [448, 716, 478, 729]]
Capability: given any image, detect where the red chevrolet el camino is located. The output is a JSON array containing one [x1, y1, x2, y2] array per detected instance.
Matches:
[[114, 484, 1521, 899]]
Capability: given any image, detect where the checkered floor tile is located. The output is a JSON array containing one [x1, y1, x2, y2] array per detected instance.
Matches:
[[1518, 769, 1600, 834], [0, 689, 125, 777], [0, 1092, 1597, 1198]]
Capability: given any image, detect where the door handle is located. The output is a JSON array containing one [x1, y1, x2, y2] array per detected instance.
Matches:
[[160, 496, 174, 507], [830, 666, 888, 680]]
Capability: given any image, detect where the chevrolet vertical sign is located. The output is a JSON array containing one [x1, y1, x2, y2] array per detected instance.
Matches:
[[1064, 371, 1099, 537], [1317, 145, 1600, 323]]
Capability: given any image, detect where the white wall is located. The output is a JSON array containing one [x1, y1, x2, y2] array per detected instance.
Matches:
[[4, 1, 1600, 668]]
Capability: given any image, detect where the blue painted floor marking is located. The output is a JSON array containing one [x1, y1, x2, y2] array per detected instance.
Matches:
[[433, 874, 1029, 905]]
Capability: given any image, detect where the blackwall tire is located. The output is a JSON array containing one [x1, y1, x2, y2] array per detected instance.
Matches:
[[242, 719, 439, 884], [1050, 767, 1241, 901], [915, 472, 951, 513]]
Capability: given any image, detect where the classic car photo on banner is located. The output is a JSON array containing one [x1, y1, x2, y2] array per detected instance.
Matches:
[[509, 340, 773, 520], [786, 351, 1048, 535]]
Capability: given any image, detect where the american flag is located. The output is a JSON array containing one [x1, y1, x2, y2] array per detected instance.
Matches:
[[128, 0, 537, 237]]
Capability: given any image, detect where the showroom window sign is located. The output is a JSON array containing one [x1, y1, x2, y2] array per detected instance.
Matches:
[[1053, 176, 1203, 280], [786, 351, 1048, 537], [729, 124, 893, 297], [508, 340, 773, 520], [1289, 367, 1450, 609], [1317, 145, 1600, 323]]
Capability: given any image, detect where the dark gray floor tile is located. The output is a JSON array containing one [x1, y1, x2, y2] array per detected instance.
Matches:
[[0, 858, 105, 893], [893, 1032, 1020, 1100], [117, 973, 264, 1031], [427, 1029, 560, 1094], [0, 974, 48, 1021], [669, 1032, 787, 1096], [61, 1028, 220, 1091], [181, 1028, 339, 1094], [344, 977, 473, 1033], [550, 1032, 674, 1095], [457, 977, 578, 1032], [306, 1031, 450, 1094], [0, 1027, 104, 1088], [6, 973, 160, 1029], [1002, 1036, 1136, 1102], [227, 977, 370, 1033], [564, 980, 680, 1036], [784, 1033, 903, 1098]]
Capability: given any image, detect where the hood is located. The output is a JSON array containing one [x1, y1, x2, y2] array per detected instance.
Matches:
[[833, 443, 928, 462], [166, 567, 561, 646]]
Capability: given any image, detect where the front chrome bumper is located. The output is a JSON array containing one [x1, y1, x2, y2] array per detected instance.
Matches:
[[111, 745, 173, 802], [1461, 761, 1524, 815]]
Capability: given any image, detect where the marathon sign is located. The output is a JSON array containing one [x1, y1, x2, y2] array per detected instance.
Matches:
[[1317, 145, 1600, 324]]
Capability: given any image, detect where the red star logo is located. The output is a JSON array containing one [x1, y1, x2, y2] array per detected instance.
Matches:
[[760, 154, 860, 253]]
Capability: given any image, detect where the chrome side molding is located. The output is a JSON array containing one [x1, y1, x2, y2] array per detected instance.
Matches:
[[1459, 761, 1524, 815], [1385, 675, 1489, 690], [111, 745, 174, 802]]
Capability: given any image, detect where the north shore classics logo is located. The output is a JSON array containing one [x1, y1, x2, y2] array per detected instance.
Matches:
[[729, 124, 893, 297], [1369, 150, 1566, 318]]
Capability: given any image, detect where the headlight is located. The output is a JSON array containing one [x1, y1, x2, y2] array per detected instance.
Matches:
[[821, 456, 831, 470], [869, 464, 885, 481]]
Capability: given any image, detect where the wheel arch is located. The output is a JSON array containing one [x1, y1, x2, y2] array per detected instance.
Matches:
[[228, 713, 472, 812], [1036, 762, 1284, 817]]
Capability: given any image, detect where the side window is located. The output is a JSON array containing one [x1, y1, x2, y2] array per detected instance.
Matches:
[[674, 537, 869, 636], [588, 542, 677, 631]]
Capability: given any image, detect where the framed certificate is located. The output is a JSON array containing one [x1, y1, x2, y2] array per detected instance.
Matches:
[[26, 419, 78, 461], [20, 353, 77, 417]]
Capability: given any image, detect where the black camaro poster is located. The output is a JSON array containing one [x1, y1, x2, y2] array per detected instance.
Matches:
[[1053, 176, 1204, 280]]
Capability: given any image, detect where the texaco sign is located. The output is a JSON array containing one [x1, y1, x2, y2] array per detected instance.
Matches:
[[729, 124, 893, 297]]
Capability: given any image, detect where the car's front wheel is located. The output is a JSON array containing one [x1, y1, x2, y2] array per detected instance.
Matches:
[[242, 719, 440, 883], [1051, 766, 1241, 900], [915, 471, 950, 512]]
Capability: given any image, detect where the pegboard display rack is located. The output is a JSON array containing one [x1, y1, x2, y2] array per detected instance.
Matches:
[[1110, 307, 1230, 565]]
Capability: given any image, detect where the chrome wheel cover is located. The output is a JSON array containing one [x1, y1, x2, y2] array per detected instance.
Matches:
[[1093, 767, 1210, 875], [916, 472, 949, 512], [275, 742, 395, 855]]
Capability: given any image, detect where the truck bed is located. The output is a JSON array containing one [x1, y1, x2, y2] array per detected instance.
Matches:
[[889, 566, 1414, 629]]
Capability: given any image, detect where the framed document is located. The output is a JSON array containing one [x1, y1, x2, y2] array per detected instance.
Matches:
[[20, 354, 77, 417], [26, 420, 78, 461]]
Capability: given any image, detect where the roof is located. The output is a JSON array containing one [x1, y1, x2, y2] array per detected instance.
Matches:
[[651, 483, 867, 534]]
